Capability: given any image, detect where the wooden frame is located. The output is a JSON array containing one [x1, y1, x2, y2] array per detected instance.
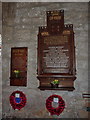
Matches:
[[37, 10, 76, 91]]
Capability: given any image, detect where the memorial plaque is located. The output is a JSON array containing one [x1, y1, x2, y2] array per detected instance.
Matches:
[[37, 10, 76, 91], [10, 47, 27, 86]]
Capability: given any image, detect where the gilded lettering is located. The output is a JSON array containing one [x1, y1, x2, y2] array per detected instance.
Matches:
[[44, 36, 68, 45], [41, 32, 49, 36], [49, 16, 61, 20], [51, 11, 59, 16], [13, 49, 25, 54], [63, 30, 70, 35]]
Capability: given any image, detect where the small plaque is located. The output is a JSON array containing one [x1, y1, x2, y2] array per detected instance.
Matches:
[[10, 47, 28, 86], [47, 10, 64, 34]]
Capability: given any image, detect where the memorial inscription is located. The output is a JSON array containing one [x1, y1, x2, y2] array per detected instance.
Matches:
[[42, 35, 70, 73], [44, 36, 68, 45]]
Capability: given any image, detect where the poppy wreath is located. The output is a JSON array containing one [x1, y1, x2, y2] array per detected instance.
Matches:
[[10, 90, 26, 110], [46, 95, 65, 116]]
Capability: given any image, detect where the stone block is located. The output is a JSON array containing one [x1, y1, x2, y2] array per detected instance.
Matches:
[[14, 29, 31, 42], [2, 26, 13, 44]]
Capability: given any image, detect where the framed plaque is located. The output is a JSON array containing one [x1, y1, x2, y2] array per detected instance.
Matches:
[[37, 10, 76, 91], [10, 47, 28, 86]]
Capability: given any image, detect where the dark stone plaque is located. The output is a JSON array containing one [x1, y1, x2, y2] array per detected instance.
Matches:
[[37, 10, 76, 91], [10, 47, 27, 86]]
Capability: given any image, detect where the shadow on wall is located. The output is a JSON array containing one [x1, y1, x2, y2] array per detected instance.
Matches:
[[0, 34, 2, 119], [0, 34, 2, 55]]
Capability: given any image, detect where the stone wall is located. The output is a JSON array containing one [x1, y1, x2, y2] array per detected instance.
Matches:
[[2, 2, 88, 118], [0, 2, 2, 120]]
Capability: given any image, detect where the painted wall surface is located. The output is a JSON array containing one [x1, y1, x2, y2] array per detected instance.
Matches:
[[2, 2, 88, 118]]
